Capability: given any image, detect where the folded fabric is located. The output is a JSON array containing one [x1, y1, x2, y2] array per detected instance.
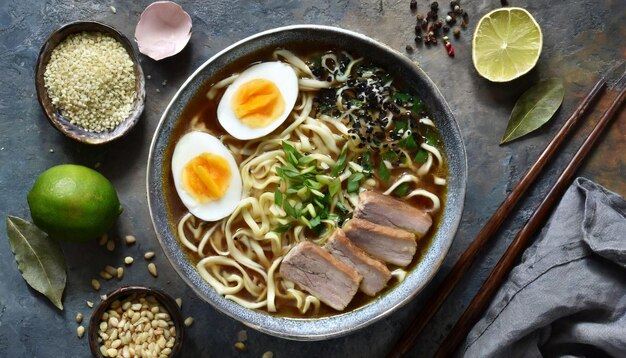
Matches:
[[461, 177, 626, 357]]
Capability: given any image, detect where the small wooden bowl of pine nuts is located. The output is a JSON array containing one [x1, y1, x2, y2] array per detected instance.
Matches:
[[88, 286, 184, 358]]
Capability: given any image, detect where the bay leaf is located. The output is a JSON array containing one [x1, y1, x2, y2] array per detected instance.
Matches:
[[6, 216, 67, 310], [501, 78, 565, 144]]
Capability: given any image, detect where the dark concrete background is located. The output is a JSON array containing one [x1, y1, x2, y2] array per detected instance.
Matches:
[[1, 0, 624, 357]]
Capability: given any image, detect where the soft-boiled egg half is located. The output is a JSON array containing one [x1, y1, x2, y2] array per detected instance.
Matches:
[[171, 131, 242, 221], [217, 61, 299, 140]]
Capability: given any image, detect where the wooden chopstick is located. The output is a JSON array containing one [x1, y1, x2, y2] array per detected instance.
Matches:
[[387, 78, 606, 358], [436, 82, 626, 357]]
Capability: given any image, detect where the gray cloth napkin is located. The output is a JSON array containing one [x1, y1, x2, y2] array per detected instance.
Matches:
[[461, 177, 626, 357]]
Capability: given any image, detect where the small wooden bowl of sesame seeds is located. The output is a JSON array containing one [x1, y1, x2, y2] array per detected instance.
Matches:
[[88, 286, 184, 358], [35, 21, 146, 145]]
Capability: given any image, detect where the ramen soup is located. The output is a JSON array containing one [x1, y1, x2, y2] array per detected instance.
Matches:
[[164, 48, 447, 317]]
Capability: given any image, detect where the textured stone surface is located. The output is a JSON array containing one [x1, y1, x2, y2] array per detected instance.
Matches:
[[0, 0, 624, 357]]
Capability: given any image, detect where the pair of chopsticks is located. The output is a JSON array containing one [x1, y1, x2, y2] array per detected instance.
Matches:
[[389, 68, 626, 358]]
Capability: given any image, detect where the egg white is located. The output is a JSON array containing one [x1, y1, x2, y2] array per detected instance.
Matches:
[[217, 61, 299, 140], [171, 131, 242, 221]]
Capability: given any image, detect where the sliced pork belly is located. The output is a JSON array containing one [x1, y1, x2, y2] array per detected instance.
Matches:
[[279, 241, 362, 311], [343, 218, 417, 267], [324, 229, 391, 296], [354, 191, 432, 237]]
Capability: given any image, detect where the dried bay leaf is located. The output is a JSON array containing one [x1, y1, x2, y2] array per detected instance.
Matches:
[[501, 78, 564, 144], [6, 216, 66, 310]]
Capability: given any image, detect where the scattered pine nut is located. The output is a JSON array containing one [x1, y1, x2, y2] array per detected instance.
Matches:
[[237, 330, 248, 342], [76, 312, 83, 324], [106, 239, 115, 252], [116, 267, 124, 279], [184, 317, 194, 327], [87, 300, 94, 308], [98, 234, 109, 246], [262, 352, 274, 358], [124, 256, 134, 265], [105, 265, 117, 276], [109, 5, 116, 14], [175, 298, 182, 308], [125, 235, 136, 245], [91, 279, 101, 291], [99, 271, 113, 280], [148, 263, 158, 277], [77, 325, 85, 338], [144, 251, 155, 260], [234, 342, 246, 351], [100, 294, 107, 300]]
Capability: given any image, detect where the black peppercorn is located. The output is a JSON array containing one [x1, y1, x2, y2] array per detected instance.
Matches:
[[415, 25, 421, 34], [434, 19, 443, 29], [414, 35, 422, 43], [450, 1, 459, 8], [410, 0, 417, 10], [501, 0, 508, 5], [405, 45, 414, 52], [452, 27, 461, 37], [430, 2, 439, 11], [443, 25, 450, 32], [427, 10, 438, 20]]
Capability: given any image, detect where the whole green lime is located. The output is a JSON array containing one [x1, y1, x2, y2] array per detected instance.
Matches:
[[27, 164, 123, 242]]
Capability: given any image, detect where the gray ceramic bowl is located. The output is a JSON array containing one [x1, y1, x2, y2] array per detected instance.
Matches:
[[147, 25, 467, 340]]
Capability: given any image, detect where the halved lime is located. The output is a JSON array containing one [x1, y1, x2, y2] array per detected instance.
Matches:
[[472, 7, 543, 82]]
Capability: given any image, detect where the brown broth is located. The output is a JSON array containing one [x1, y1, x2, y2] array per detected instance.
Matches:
[[162, 47, 448, 318]]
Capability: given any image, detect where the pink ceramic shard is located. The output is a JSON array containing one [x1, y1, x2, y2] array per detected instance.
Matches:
[[135, 1, 192, 61]]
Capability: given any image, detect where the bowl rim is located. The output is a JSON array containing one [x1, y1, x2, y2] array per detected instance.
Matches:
[[87, 285, 184, 357], [146, 24, 467, 340], [34, 20, 146, 145]]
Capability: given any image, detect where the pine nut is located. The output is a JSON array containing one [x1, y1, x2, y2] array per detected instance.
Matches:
[[77, 325, 85, 338], [106, 239, 115, 252], [76, 312, 83, 324], [125, 235, 136, 245], [87, 300, 94, 308], [99, 271, 113, 280], [144, 251, 155, 260], [106, 348, 118, 357], [238, 330, 248, 342], [234, 342, 246, 351], [184, 317, 194, 327], [99, 234, 109, 246], [91, 279, 101, 291], [117, 267, 124, 279], [148, 263, 158, 277], [105, 265, 117, 275], [262, 352, 274, 358], [175, 298, 182, 308], [124, 256, 134, 265]]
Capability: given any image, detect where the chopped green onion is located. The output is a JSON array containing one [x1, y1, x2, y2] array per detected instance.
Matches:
[[392, 183, 411, 197], [361, 151, 372, 174], [274, 189, 283, 206], [331, 143, 349, 177], [378, 161, 391, 183], [400, 135, 418, 151], [414, 148, 428, 163], [283, 200, 298, 218], [282, 141, 301, 166], [394, 119, 409, 133], [347, 172, 365, 193], [309, 216, 321, 228], [382, 150, 399, 162], [273, 224, 291, 233], [393, 92, 411, 103], [329, 178, 342, 197], [411, 97, 423, 113]]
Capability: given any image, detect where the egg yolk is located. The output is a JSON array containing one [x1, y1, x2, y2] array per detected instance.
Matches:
[[231, 79, 285, 128], [182, 153, 231, 203]]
